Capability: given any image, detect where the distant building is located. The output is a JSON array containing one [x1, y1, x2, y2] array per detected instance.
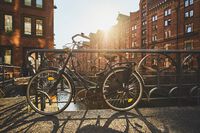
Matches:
[[88, 13, 130, 50], [67, 0, 200, 73], [0, 0, 54, 66], [138, 0, 200, 50]]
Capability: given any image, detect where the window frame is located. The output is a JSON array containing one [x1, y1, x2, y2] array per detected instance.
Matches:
[[35, 17, 45, 37], [164, 30, 171, 39], [185, 0, 189, 7], [152, 15, 158, 22], [3, 0, 13, 4], [23, 16, 32, 35], [185, 10, 194, 18], [164, 19, 171, 26], [184, 40, 193, 50], [24, 0, 32, 7], [0, 46, 13, 65], [164, 8, 171, 16], [185, 23, 193, 33], [142, 21, 146, 26], [152, 34, 157, 42], [185, 0, 193, 7], [36, 0, 44, 8], [4, 14, 14, 33]]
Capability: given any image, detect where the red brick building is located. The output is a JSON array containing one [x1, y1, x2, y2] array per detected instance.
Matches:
[[137, 0, 200, 50], [72, 0, 200, 73], [0, 0, 54, 66]]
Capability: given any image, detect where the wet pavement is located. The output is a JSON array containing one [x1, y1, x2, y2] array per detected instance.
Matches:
[[1, 96, 200, 133]]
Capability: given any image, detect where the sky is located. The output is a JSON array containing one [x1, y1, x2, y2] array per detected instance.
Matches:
[[54, 0, 140, 49]]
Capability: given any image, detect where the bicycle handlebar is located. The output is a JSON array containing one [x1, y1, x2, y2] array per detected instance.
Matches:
[[72, 33, 90, 43]]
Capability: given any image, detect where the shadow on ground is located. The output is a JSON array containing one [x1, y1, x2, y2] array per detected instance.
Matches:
[[0, 97, 200, 133]]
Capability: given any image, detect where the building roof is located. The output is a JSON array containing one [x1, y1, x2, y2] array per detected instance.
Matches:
[[117, 13, 130, 21]]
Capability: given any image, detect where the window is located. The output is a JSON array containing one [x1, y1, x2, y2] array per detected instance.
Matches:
[[152, 35, 157, 42], [165, 30, 171, 38], [185, 0, 189, 7], [4, 50, 12, 64], [185, 0, 193, 7], [190, 10, 194, 17], [4, 0, 12, 3], [185, 23, 193, 33], [164, 44, 171, 50], [164, 9, 171, 16], [134, 25, 137, 30], [185, 41, 193, 50], [185, 12, 189, 17], [152, 15, 158, 22], [132, 25, 137, 31], [132, 41, 136, 47], [36, 0, 43, 8], [190, 0, 193, 5], [142, 21, 146, 26], [126, 53, 129, 59], [4, 15, 13, 32], [164, 19, 171, 26], [142, 12, 146, 17], [24, 0, 31, 6], [24, 17, 32, 35], [131, 53, 135, 59], [132, 33, 136, 38], [142, 4, 146, 9], [142, 39, 146, 45], [0, 47, 12, 65], [153, 25, 157, 31], [142, 30, 146, 35], [36, 19, 43, 36], [185, 10, 194, 18], [164, 58, 171, 68]]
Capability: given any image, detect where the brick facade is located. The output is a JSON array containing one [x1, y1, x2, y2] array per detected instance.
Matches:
[[0, 0, 54, 66], [138, 0, 200, 50]]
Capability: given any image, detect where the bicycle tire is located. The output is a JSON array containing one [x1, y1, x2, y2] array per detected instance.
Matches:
[[102, 67, 143, 111], [26, 68, 74, 115]]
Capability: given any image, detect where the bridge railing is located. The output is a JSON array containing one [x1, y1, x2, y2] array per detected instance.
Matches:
[[0, 64, 21, 97], [26, 49, 200, 101]]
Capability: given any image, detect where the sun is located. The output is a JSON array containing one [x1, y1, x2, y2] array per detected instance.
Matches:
[[87, 4, 117, 32]]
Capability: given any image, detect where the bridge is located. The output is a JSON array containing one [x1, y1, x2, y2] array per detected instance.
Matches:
[[26, 49, 200, 103]]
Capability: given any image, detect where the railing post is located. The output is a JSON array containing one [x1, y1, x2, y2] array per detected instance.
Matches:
[[2, 65, 5, 88], [176, 53, 182, 104], [197, 54, 200, 104], [12, 66, 15, 85], [157, 54, 161, 91]]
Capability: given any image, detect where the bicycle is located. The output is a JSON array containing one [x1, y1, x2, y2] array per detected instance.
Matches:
[[26, 33, 143, 115]]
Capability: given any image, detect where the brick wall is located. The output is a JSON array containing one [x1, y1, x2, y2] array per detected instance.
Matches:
[[0, 0, 54, 66]]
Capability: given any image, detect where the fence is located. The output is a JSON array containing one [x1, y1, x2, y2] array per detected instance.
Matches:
[[26, 49, 200, 102]]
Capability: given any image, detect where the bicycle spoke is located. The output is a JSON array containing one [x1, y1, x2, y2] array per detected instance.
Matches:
[[102, 68, 143, 111], [27, 69, 73, 115]]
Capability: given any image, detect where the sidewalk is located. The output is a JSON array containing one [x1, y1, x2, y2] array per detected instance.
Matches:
[[0, 97, 200, 133]]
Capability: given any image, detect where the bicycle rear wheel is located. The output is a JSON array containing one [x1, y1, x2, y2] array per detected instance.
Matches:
[[102, 67, 143, 111], [26, 69, 73, 115]]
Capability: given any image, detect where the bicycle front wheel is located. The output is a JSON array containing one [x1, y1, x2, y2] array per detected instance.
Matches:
[[102, 68, 143, 111], [26, 69, 73, 115]]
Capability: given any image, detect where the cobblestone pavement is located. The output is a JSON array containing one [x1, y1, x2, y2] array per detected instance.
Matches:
[[0, 97, 200, 133]]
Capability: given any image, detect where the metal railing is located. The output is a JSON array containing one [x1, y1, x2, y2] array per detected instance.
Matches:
[[26, 49, 200, 102], [0, 64, 21, 97]]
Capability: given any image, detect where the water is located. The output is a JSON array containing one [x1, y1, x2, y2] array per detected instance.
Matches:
[[57, 89, 87, 111]]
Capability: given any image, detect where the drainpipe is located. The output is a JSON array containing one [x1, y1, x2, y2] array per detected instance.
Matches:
[[176, 0, 180, 49]]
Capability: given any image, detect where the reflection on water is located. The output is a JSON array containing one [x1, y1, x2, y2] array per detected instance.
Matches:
[[57, 89, 87, 111], [65, 102, 87, 111]]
